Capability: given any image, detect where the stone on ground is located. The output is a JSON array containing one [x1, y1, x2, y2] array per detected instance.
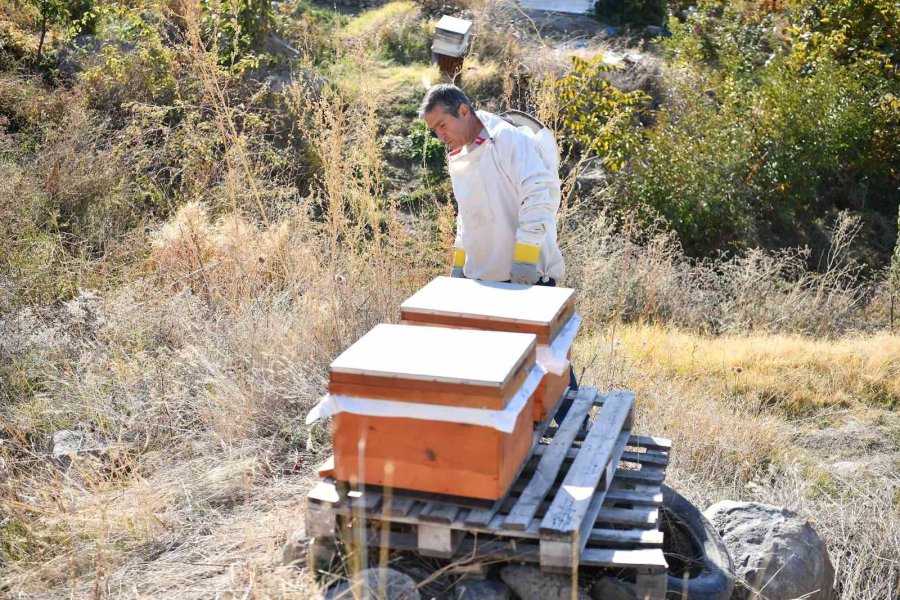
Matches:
[[500, 565, 588, 600], [704, 501, 834, 600]]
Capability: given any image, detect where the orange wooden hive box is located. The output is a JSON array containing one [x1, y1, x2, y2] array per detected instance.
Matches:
[[321, 323, 540, 500], [399, 277, 579, 422]]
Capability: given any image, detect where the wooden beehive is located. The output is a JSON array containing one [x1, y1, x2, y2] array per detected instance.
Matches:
[[400, 277, 577, 422], [329, 324, 538, 500]]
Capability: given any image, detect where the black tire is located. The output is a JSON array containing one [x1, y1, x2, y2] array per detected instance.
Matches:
[[660, 485, 735, 600]]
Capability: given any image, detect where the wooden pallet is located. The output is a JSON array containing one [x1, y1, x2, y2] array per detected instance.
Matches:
[[306, 387, 672, 598]]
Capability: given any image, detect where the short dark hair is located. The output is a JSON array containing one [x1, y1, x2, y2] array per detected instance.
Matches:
[[418, 84, 473, 119]]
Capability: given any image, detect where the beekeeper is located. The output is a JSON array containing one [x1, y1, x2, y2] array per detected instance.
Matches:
[[419, 84, 565, 286]]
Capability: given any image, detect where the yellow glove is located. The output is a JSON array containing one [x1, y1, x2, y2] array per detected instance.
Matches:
[[510, 242, 540, 284], [451, 248, 465, 278]]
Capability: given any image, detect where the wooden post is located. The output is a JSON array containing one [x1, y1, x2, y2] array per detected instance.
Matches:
[[436, 54, 464, 84]]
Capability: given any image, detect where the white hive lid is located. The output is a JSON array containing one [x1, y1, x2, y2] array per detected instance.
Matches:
[[329, 323, 535, 387], [401, 277, 574, 326]]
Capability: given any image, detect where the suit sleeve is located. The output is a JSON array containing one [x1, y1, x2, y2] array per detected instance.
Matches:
[[494, 128, 560, 248]]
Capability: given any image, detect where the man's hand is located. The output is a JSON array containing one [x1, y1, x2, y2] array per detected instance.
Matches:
[[510, 242, 541, 285], [451, 248, 466, 278]]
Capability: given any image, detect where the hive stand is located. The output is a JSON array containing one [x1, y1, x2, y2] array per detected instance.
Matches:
[[306, 387, 673, 599]]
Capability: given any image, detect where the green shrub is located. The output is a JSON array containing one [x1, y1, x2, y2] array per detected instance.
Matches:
[[750, 59, 890, 223], [556, 55, 650, 171], [612, 75, 754, 253], [76, 5, 176, 113], [201, 0, 273, 65], [613, 55, 895, 256], [406, 119, 447, 183], [665, 1, 784, 73], [791, 0, 899, 72]]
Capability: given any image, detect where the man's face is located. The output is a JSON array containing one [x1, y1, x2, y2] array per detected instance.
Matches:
[[424, 104, 471, 151]]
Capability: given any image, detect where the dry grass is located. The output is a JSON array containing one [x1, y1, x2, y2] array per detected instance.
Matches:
[[0, 2, 897, 599], [564, 209, 884, 336], [613, 326, 900, 414], [575, 324, 899, 599]]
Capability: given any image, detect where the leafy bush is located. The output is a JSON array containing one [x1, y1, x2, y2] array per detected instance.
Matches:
[[614, 40, 896, 256], [611, 73, 754, 252], [666, 1, 783, 73], [556, 55, 650, 171], [405, 119, 447, 182], [200, 0, 273, 64], [76, 4, 176, 113], [791, 0, 899, 72]]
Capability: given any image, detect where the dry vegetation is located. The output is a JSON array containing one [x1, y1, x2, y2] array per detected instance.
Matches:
[[0, 0, 898, 598]]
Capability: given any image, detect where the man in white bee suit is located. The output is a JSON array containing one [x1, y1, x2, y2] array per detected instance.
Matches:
[[420, 84, 565, 286], [419, 84, 578, 416]]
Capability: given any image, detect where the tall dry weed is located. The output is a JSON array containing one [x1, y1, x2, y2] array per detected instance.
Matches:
[[566, 209, 882, 336]]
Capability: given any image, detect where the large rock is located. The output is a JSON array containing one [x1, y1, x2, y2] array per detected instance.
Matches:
[[588, 576, 636, 600], [500, 565, 587, 600], [49, 429, 122, 471], [348, 568, 420, 600], [704, 501, 834, 600], [575, 156, 608, 195], [50, 430, 84, 468]]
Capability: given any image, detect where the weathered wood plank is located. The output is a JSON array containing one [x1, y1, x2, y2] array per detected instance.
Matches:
[[539, 426, 631, 572], [382, 496, 416, 517], [605, 488, 664, 506], [363, 526, 667, 571], [616, 466, 666, 485], [590, 527, 664, 548], [502, 388, 598, 530], [540, 391, 634, 537], [579, 547, 668, 569], [628, 435, 672, 452], [572, 430, 632, 545], [540, 431, 667, 451], [596, 506, 659, 528], [347, 489, 382, 513], [464, 499, 503, 527], [418, 524, 464, 558], [536, 445, 669, 466], [418, 503, 461, 524], [621, 450, 669, 467]]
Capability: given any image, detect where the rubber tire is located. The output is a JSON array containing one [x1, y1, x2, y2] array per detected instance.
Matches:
[[660, 485, 735, 600]]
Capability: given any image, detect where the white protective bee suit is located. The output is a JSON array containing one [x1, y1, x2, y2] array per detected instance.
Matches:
[[449, 110, 565, 282]]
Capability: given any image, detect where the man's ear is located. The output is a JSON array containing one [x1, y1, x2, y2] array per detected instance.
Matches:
[[458, 104, 470, 119]]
